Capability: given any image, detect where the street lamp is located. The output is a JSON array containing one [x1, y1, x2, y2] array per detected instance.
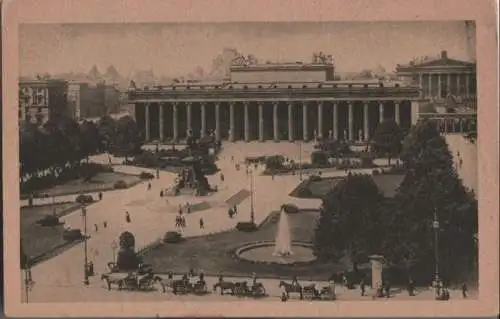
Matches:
[[81, 204, 89, 285], [156, 142, 160, 179], [432, 208, 440, 285], [248, 168, 255, 224], [23, 261, 33, 303]]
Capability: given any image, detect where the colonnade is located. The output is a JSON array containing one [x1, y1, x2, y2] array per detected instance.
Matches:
[[141, 100, 408, 142], [418, 72, 475, 99]]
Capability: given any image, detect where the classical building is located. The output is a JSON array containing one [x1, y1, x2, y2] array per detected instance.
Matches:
[[19, 79, 68, 125], [128, 56, 421, 143], [396, 50, 477, 134]]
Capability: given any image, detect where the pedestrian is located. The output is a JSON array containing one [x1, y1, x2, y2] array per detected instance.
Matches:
[[98, 192, 103, 201], [181, 216, 186, 228], [461, 283, 468, 299], [360, 278, 366, 296], [88, 261, 94, 276], [103, 221, 108, 228], [94, 224, 99, 232], [125, 211, 131, 223], [384, 280, 391, 298], [233, 205, 238, 215], [459, 158, 463, 168], [408, 277, 415, 296], [199, 217, 204, 229], [160, 190, 164, 197], [178, 204, 183, 215], [186, 202, 191, 214], [148, 182, 151, 190], [220, 173, 224, 182]]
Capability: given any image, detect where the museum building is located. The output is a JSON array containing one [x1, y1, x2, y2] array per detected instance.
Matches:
[[127, 57, 421, 143]]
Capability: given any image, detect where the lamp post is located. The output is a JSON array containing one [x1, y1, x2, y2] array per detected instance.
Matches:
[[299, 139, 303, 181], [23, 261, 32, 303], [432, 208, 440, 285], [248, 168, 255, 224], [81, 204, 89, 285], [156, 142, 160, 179]]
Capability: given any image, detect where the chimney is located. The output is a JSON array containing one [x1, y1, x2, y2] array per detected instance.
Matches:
[[441, 50, 448, 59]]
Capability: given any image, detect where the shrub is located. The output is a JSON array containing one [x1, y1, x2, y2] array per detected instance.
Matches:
[[139, 172, 155, 180], [116, 248, 142, 271], [372, 169, 381, 175], [281, 203, 300, 214], [75, 194, 94, 204], [163, 231, 183, 243], [119, 231, 135, 249], [113, 180, 128, 189], [298, 187, 313, 197], [36, 214, 61, 227], [63, 228, 83, 241], [311, 151, 329, 166], [265, 155, 285, 170], [235, 222, 258, 232], [309, 174, 322, 182]]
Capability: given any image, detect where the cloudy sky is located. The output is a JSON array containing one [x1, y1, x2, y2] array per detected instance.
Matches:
[[19, 21, 475, 77]]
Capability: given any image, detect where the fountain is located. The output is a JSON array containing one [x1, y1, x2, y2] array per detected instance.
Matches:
[[273, 208, 293, 256], [235, 208, 316, 265]]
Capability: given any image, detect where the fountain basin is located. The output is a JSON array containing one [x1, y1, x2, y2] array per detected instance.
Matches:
[[235, 241, 317, 265]]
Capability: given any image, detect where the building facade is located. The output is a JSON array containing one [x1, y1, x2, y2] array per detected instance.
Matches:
[[396, 50, 477, 133], [128, 59, 421, 143], [19, 79, 68, 125]]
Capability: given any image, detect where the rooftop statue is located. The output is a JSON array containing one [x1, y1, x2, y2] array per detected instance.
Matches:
[[231, 53, 259, 66], [312, 52, 334, 65]]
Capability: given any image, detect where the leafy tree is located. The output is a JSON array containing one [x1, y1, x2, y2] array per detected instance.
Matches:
[[265, 155, 285, 170], [118, 231, 135, 249], [116, 231, 141, 271], [370, 120, 405, 165], [97, 115, 117, 151], [382, 119, 478, 282], [79, 120, 101, 162], [314, 173, 385, 261], [115, 116, 142, 160]]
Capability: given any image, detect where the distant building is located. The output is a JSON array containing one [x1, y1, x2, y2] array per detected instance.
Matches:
[[19, 79, 68, 125], [396, 50, 477, 133]]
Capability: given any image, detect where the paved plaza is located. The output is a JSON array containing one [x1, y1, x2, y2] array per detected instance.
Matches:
[[22, 141, 475, 302]]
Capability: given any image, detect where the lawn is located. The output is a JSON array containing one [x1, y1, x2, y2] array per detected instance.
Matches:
[[29, 172, 142, 198], [21, 202, 86, 263], [141, 211, 350, 281], [289, 174, 405, 199]]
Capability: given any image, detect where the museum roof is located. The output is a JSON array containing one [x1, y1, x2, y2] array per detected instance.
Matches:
[[230, 62, 334, 72], [396, 50, 476, 73]]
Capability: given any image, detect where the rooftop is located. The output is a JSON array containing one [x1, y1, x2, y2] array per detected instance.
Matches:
[[396, 50, 476, 72]]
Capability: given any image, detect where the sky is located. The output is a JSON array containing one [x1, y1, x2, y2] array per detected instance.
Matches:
[[19, 21, 476, 77]]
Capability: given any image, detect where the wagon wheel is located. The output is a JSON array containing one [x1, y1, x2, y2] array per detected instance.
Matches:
[[256, 286, 266, 296]]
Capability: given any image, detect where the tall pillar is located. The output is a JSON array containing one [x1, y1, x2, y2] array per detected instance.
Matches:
[[438, 74, 442, 98], [215, 102, 221, 141], [244, 102, 250, 142], [200, 102, 206, 138], [288, 103, 293, 141], [317, 102, 323, 139], [456, 73, 461, 96], [172, 103, 178, 142], [302, 102, 308, 141], [379, 102, 384, 123], [229, 102, 235, 142], [446, 73, 451, 96], [258, 102, 264, 142], [395, 102, 400, 125], [465, 74, 470, 98], [428, 74, 432, 99], [333, 103, 338, 140], [186, 102, 192, 134], [145, 103, 150, 141], [159, 103, 164, 141], [348, 102, 354, 141], [363, 102, 369, 141], [419, 73, 424, 99], [410, 101, 419, 125], [273, 102, 279, 141]]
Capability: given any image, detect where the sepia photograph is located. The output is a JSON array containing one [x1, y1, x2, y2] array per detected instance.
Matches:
[[3, 0, 499, 317]]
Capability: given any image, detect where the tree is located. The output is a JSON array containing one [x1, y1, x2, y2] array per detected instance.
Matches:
[[370, 120, 405, 165], [97, 115, 117, 151], [116, 231, 141, 271], [79, 120, 101, 162], [382, 119, 478, 282], [115, 116, 142, 160], [314, 173, 385, 261], [119, 231, 135, 249], [265, 155, 285, 171]]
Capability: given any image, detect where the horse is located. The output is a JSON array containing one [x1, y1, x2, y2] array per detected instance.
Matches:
[[279, 281, 304, 300], [101, 273, 128, 291], [302, 283, 320, 300]]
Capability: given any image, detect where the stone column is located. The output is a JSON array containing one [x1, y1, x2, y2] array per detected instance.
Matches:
[[244, 102, 250, 142], [446, 73, 451, 96], [258, 102, 264, 142], [438, 74, 442, 98], [200, 102, 206, 138], [172, 103, 178, 142], [186, 102, 192, 133], [145, 103, 150, 141], [379, 102, 384, 123], [363, 102, 369, 141], [333, 103, 338, 140], [288, 103, 293, 141], [317, 102, 323, 139], [159, 103, 164, 141], [348, 102, 354, 141], [395, 102, 400, 125], [410, 101, 419, 125], [273, 102, 279, 141], [229, 102, 235, 142], [465, 74, 470, 98], [428, 74, 432, 99], [215, 102, 221, 141], [456, 73, 461, 96], [419, 73, 424, 99], [302, 102, 308, 141]]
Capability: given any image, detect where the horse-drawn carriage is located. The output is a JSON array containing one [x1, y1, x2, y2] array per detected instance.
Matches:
[[161, 273, 208, 295], [213, 279, 267, 298], [101, 262, 161, 291], [279, 280, 336, 301]]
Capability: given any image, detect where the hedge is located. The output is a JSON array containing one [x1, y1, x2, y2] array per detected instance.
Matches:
[[113, 180, 128, 189], [235, 222, 258, 232], [163, 231, 183, 243]]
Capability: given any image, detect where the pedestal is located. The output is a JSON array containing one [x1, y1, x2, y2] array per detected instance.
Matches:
[[369, 255, 385, 290]]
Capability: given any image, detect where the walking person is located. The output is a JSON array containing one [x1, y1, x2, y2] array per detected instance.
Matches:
[[186, 202, 191, 214], [98, 192, 103, 201], [199, 217, 204, 229], [103, 221, 108, 228], [408, 277, 415, 296], [125, 211, 131, 223], [148, 182, 152, 190], [178, 204, 183, 215], [94, 224, 99, 232], [181, 216, 186, 228], [160, 190, 164, 197], [383, 280, 391, 298], [360, 278, 366, 296], [461, 283, 468, 299], [220, 173, 224, 182]]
